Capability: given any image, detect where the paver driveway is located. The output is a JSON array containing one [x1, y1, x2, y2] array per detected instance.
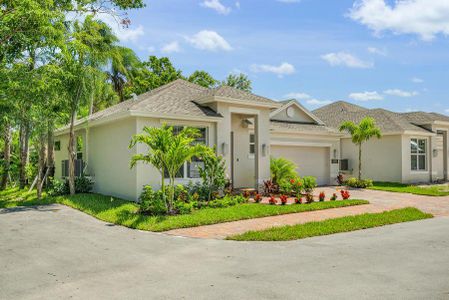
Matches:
[[165, 188, 449, 239], [1, 204, 449, 299]]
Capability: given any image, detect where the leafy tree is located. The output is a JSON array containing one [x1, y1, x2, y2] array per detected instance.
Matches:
[[270, 157, 297, 184], [130, 125, 210, 213], [188, 70, 217, 88], [61, 16, 117, 195], [222, 73, 252, 92], [339, 117, 382, 180]]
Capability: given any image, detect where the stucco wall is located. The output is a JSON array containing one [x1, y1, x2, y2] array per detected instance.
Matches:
[[271, 132, 340, 185], [341, 135, 402, 182], [231, 114, 255, 188], [271, 104, 315, 123]]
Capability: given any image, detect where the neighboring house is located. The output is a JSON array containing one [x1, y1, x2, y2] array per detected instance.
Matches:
[[54, 80, 449, 201]]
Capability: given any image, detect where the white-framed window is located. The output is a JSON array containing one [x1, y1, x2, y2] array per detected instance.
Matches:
[[249, 133, 255, 155], [411, 138, 427, 171], [164, 126, 208, 179]]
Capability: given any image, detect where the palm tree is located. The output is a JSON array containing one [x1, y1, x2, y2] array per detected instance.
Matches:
[[339, 117, 382, 180], [270, 157, 297, 184], [129, 125, 210, 213]]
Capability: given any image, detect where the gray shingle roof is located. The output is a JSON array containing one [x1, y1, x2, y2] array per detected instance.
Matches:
[[204, 85, 278, 105], [313, 101, 433, 134], [270, 120, 339, 134], [402, 111, 449, 125]]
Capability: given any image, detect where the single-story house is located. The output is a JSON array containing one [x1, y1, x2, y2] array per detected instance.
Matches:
[[54, 79, 449, 201]]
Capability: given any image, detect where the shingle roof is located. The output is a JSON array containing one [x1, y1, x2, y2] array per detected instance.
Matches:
[[270, 120, 339, 134], [402, 111, 449, 125], [313, 101, 434, 134], [204, 85, 278, 105]]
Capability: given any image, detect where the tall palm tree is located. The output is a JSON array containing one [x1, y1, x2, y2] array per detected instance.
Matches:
[[339, 117, 382, 180], [107, 46, 141, 102]]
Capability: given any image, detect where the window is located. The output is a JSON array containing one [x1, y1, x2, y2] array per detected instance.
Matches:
[[411, 138, 427, 171], [164, 126, 207, 179], [249, 133, 255, 154], [54, 141, 61, 151]]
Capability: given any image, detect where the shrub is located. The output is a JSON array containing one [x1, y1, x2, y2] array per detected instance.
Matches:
[[48, 177, 93, 196], [319, 192, 325, 202], [186, 182, 210, 201], [330, 193, 337, 201], [174, 184, 188, 202], [139, 185, 167, 215], [254, 193, 262, 203], [302, 176, 317, 193], [242, 190, 251, 199], [341, 190, 351, 200], [270, 157, 297, 184], [269, 196, 277, 205], [290, 177, 303, 197], [336, 173, 344, 186], [279, 180, 292, 195], [294, 197, 302, 204], [280, 195, 288, 205], [344, 177, 373, 188], [198, 149, 227, 201], [208, 195, 246, 208], [263, 179, 278, 196], [175, 201, 194, 214], [305, 193, 314, 204]]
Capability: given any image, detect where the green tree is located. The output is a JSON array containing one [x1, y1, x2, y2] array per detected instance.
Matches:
[[188, 70, 217, 88], [130, 125, 210, 213], [61, 16, 117, 195], [339, 117, 382, 180], [199, 149, 226, 202], [222, 73, 252, 92]]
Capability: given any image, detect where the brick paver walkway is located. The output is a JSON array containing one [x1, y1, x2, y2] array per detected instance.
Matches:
[[164, 187, 449, 239]]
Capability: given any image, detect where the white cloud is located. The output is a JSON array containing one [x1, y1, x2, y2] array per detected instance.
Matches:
[[147, 46, 156, 53], [186, 30, 232, 51], [277, 0, 301, 3], [306, 99, 332, 106], [445, 109, 449, 114], [349, 0, 449, 41], [321, 52, 373, 68], [384, 89, 419, 97], [412, 77, 424, 83], [235, 1, 240, 9], [284, 92, 311, 100], [367, 47, 387, 56], [250, 62, 295, 77], [349, 91, 383, 101], [200, 0, 231, 15], [161, 41, 181, 53]]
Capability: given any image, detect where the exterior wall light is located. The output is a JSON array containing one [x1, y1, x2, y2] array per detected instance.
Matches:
[[221, 142, 228, 155], [262, 144, 267, 157]]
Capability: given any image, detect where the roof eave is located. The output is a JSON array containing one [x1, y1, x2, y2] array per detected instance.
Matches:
[[196, 95, 281, 109], [129, 110, 223, 122]]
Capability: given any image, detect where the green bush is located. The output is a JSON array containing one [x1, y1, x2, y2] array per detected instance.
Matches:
[[270, 157, 297, 184], [302, 176, 317, 193], [48, 177, 93, 196], [198, 149, 227, 201], [345, 177, 373, 188], [174, 201, 194, 214], [139, 185, 167, 215]]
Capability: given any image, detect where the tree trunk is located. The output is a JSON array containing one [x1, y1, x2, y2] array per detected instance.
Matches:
[[47, 123, 55, 180], [19, 122, 30, 189], [358, 143, 362, 180], [37, 133, 47, 199], [1, 122, 11, 190], [68, 110, 77, 195]]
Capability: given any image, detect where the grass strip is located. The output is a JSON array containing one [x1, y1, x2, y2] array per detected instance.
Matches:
[[227, 207, 433, 241], [369, 182, 449, 197]]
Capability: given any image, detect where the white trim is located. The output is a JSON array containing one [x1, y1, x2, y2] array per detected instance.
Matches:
[[130, 111, 222, 122], [270, 141, 333, 148], [271, 128, 342, 137], [270, 100, 325, 125], [229, 106, 261, 115]]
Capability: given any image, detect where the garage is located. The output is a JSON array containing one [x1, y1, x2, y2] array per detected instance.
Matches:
[[271, 145, 330, 185]]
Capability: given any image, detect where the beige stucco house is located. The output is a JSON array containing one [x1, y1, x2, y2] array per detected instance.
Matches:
[[54, 79, 449, 201]]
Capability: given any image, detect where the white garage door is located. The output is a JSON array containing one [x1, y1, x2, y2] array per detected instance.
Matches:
[[271, 145, 330, 185]]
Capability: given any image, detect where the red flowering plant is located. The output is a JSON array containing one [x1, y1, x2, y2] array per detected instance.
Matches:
[[294, 197, 302, 204], [242, 190, 251, 199], [280, 195, 288, 205], [290, 177, 303, 197], [254, 193, 262, 203], [340, 190, 351, 200], [330, 193, 338, 201], [319, 192, 325, 202], [269, 196, 277, 205]]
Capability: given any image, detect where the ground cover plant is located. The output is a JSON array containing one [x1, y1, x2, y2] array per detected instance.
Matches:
[[369, 182, 449, 196]]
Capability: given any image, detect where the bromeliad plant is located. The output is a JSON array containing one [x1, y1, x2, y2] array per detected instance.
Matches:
[[319, 192, 325, 202], [341, 190, 351, 200], [129, 125, 211, 214], [280, 195, 288, 205]]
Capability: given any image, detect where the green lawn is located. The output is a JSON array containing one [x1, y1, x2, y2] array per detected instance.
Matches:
[[369, 182, 449, 196], [227, 207, 433, 241], [1, 188, 369, 232]]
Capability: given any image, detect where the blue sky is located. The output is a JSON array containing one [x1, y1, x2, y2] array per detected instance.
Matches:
[[106, 0, 449, 114]]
